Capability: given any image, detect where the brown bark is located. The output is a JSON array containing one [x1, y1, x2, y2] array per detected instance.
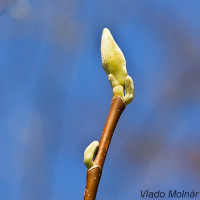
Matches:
[[84, 96, 126, 200]]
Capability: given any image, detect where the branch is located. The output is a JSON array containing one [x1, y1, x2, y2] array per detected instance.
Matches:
[[83, 28, 134, 200], [84, 96, 125, 200]]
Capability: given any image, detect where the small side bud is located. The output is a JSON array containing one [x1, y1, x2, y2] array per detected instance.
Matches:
[[124, 76, 134, 105], [84, 141, 99, 169]]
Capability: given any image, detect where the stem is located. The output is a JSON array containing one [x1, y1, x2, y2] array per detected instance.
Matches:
[[84, 96, 126, 200]]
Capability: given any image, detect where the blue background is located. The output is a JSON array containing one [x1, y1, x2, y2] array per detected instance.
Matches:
[[0, 0, 200, 199]]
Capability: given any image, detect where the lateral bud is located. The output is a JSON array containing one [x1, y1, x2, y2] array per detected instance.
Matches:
[[84, 141, 99, 169]]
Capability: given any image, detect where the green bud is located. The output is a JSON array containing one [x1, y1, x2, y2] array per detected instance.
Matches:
[[84, 141, 99, 169], [101, 28, 134, 105]]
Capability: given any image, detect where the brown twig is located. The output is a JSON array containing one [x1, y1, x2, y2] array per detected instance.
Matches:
[[84, 96, 126, 200]]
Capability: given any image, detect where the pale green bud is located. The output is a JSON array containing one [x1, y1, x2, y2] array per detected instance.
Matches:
[[84, 141, 99, 169], [101, 28, 134, 105]]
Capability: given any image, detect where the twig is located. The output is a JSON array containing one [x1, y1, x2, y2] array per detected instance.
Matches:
[[84, 96, 125, 200], [83, 28, 134, 200]]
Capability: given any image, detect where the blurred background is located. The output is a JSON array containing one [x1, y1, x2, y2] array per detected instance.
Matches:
[[0, 0, 200, 199]]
